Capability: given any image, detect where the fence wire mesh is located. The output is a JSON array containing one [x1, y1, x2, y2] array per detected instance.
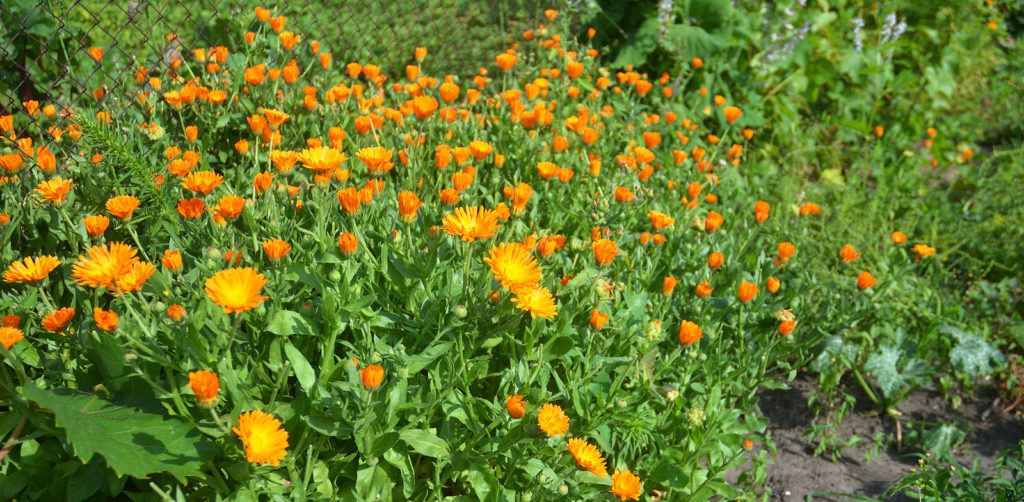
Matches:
[[1, 0, 551, 157]]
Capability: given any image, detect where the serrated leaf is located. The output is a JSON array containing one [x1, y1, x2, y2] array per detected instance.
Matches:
[[22, 383, 214, 482]]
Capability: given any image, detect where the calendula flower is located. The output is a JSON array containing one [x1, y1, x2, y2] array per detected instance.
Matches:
[[567, 438, 608, 478], [738, 281, 758, 303], [297, 146, 346, 173], [0, 326, 24, 350], [42, 308, 75, 333], [777, 242, 795, 262], [590, 309, 609, 329], [593, 239, 618, 265], [167, 304, 186, 321], [647, 210, 675, 229], [679, 320, 702, 345], [508, 183, 533, 214], [204, 268, 269, 313], [506, 395, 525, 419], [72, 242, 140, 291], [754, 200, 770, 223], [106, 195, 140, 219], [857, 271, 877, 290], [114, 261, 155, 294], [189, 370, 220, 407], [483, 243, 541, 293], [536, 403, 569, 437], [840, 245, 860, 262], [695, 281, 713, 297], [338, 232, 359, 254], [912, 244, 935, 261], [442, 206, 500, 242], [779, 320, 796, 335], [397, 191, 421, 222], [212, 195, 246, 222], [511, 285, 557, 319], [181, 171, 224, 195], [262, 108, 290, 128], [610, 470, 643, 500], [892, 231, 907, 244], [177, 198, 206, 218], [93, 307, 118, 331], [34, 177, 75, 205], [361, 364, 384, 389], [233, 410, 289, 466], [162, 250, 183, 271], [705, 211, 723, 232], [4, 256, 60, 284], [723, 106, 742, 123], [355, 147, 395, 175], [766, 277, 780, 293], [83, 215, 110, 236], [663, 276, 678, 295], [262, 239, 291, 260]]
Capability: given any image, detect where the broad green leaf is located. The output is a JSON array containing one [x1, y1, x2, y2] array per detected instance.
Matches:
[[266, 310, 315, 337], [284, 342, 317, 393], [22, 383, 214, 482], [399, 429, 449, 459], [944, 324, 1005, 377], [407, 341, 453, 374]]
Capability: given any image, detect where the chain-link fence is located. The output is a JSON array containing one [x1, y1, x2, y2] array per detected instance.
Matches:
[[1, 0, 551, 154]]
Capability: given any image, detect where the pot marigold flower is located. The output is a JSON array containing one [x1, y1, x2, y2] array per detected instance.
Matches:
[[262, 239, 291, 260], [189, 370, 220, 407], [723, 105, 742, 123], [337, 187, 361, 214], [512, 285, 557, 319], [167, 304, 185, 321], [738, 281, 759, 303], [695, 281, 713, 297], [663, 276, 678, 295], [679, 320, 702, 345], [181, 171, 224, 195], [204, 268, 269, 313], [233, 410, 289, 466], [213, 195, 246, 222], [567, 438, 608, 478], [779, 320, 796, 335], [593, 239, 618, 265], [767, 277, 780, 293], [412, 95, 439, 120], [338, 232, 359, 255], [397, 191, 422, 222], [799, 203, 821, 215], [34, 177, 75, 205], [647, 210, 674, 229], [507, 183, 533, 214], [298, 146, 346, 173], [106, 195, 140, 219], [115, 262, 155, 294], [1, 315, 17, 328], [0, 326, 24, 350], [262, 108, 290, 128], [484, 243, 541, 293], [892, 231, 907, 245], [705, 211, 724, 232], [468, 140, 492, 160], [93, 307, 118, 331], [4, 256, 60, 284], [708, 252, 724, 269], [754, 200, 770, 223], [442, 206, 500, 242], [610, 470, 643, 501], [355, 147, 394, 175], [361, 364, 384, 390], [778, 242, 795, 262], [177, 198, 205, 219], [83, 215, 110, 237], [857, 271, 876, 290], [42, 307, 75, 333], [615, 187, 635, 202], [495, 52, 517, 71], [912, 244, 936, 261], [506, 394, 525, 419], [72, 242, 139, 291], [537, 403, 569, 437], [590, 309, 609, 329], [840, 245, 860, 262]]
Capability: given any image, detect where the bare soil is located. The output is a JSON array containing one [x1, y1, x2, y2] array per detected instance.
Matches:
[[754, 375, 1024, 501]]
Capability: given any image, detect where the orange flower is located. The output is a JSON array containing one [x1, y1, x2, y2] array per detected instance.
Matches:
[[567, 438, 608, 478], [484, 242, 541, 293], [337, 187, 361, 214], [778, 242, 795, 262], [708, 252, 724, 268], [754, 200, 770, 223], [412, 96, 439, 120], [181, 171, 223, 195], [361, 364, 384, 389], [167, 304, 186, 321], [204, 268, 269, 313], [213, 195, 246, 222], [189, 370, 220, 407], [506, 395, 525, 419], [162, 250, 183, 271], [695, 281, 713, 297], [840, 245, 860, 262], [355, 147, 394, 175], [297, 146, 346, 173], [766, 277, 780, 293], [663, 276, 678, 295], [93, 307, 118, 331], [83, 215, 110, 236], [705, 211, 723, 232], [442, 206, 500, 242], [397, 191, 422, 223], [892, 231, 907, 245], [723, 106, 742, 123], [185, 125, 198, 142], [338, 232, 359, 254], [262, 239, 291, 260], [912, 244, 936, 261], [647, 210, 674, 229], [35, 146, 55, 172], [114, 262, 155, 294], [72, 242, 139, 291], [468, 140, 492, 160], [610, 470, 643, 501], [0, 327, 24, 350], [262, 108, 290, 128], [511, 286, 557, 319], [738, 281, 758, 303], [4, 256, 60, 284], [34, 177, 75, 205], [593, 239, 618, 265], [799, 202, 821, 215], [779, 320, 796, 335], [177, 198, 206, 219], [679, 320, 702, 345], [495, 52, 517, 71], [42, 308, 75, 333], [537, 403, 569, 437], [233, 410, 289, 466], [615, 187, 634, 202], [509, 183, 533, 214], [106, 195, 140, 219], [590, 309, 609, 329]]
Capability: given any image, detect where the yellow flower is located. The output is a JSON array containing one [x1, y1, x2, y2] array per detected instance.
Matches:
[[233, 410, 289, 466], [71, 242, 140, 291], [567, 438, 608, 477], [441, 206, 500, 242], [297, 146, 346, 173], [204, 268, 269, 313], [4, 256, 60, 284], [354, 147, 394, 174], [536, 403, 569, 437], [34, 177, 75, 205], [483, 243, 541, 293], [511, 285, 557, 319], [610, 470, 642, 500]]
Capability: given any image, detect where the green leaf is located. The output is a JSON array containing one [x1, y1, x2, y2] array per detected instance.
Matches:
[[406, 341, 453, 374], [864, 345, 929, 399], [284, 342, 317, 393], [944, 324, 1005, 377], [22, 383, 214, 482], [266, 310, 315, 337], [399, 429, 449, 459]]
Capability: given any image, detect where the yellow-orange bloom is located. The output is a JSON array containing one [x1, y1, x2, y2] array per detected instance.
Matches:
[[892, 231, 907, 245], [4, 256, 60, 284], [106, 195, 140, 219], [484, 242, 541, 293], [536, 403, 569, 437], [297, 146, 346, 173], [189, 370, 220, 407], [723, 106, 742, 123], [468, 140, 492, 159], [593, 239, 618, 265], [262, 108, 290, 127], [93, 307, 118, 331], [42, 307, 75, 333], [506, 394, 525, 419], [360, 364, 384, 389], [679, 320, 702, 345], [233, 410, 289, 466], [212, 195, 246, 222], [511, 285, 557, 319], [610, 470, 642, 501], [177, 198, 206, 218], [840, 245, 860, 262], [441, 206, 500, 242], [262, 239, 291, 260], [857, 271, 877, 290], [738, 281, 758, 303], [34, 177, 75, 205], [0, 326, 24, 350], [181, 171, 224, 195], [83, 215, 109, 236], [204, 268, 269, 313], [338, 232, 359, 254], [567, 438, 608, 478], [114, 261, 155, 294], [72, 242, 140, 291], [647, 210, 674, 229], [590, 309, 609, 329], [397, 191, 421, 223], [162, 250, 183, 271], [355, 147, 394, 175]]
